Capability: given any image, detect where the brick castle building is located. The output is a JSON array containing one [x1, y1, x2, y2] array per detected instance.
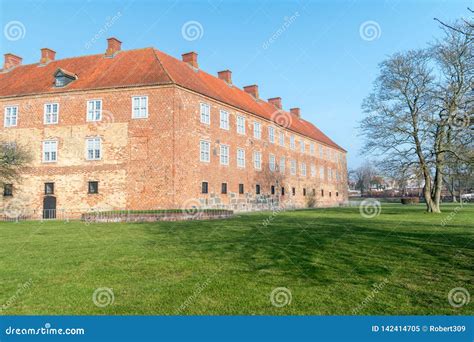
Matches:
[[0, 37, 347, 218]]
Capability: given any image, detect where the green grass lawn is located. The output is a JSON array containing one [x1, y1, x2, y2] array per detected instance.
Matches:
[[0, 203, 472, 315]]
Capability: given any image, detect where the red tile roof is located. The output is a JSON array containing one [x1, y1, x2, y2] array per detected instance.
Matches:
[[0, 47, 345, 151]]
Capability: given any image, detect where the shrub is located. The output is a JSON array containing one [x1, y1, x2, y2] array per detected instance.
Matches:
[[401, 197, 419, 205]]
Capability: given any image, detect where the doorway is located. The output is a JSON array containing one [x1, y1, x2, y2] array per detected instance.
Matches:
[[43, 196, 56, 219]]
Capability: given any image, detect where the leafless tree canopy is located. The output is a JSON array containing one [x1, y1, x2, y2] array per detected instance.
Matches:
[[360, 18, 473, 213]]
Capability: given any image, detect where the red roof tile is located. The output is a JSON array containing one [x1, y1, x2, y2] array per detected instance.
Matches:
[[0, 47, 345, 151]]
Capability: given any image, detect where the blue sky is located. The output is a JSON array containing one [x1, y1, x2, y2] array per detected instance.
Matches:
[[0, 0, 470, 168]]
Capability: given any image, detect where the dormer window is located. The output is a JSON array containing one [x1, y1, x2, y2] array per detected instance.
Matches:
[[54, 68, 77, 88]]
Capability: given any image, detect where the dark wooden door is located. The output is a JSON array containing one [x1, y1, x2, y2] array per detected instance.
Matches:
[[43, 196, 56, 219]]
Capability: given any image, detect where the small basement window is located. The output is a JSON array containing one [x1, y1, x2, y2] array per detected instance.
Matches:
[[239, 183, 244, 194], [201, 182, 208, 194], [44, 182, 54, 195], [88, 181, 99, 194], [3, 184, 13, 196], [221, 183, 227, 194], [256, 184, 261, 195]]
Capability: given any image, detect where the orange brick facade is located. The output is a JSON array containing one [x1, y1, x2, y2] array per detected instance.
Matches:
[[0, 41, 348, 217]]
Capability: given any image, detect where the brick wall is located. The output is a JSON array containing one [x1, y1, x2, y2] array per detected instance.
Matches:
[[0, 84, 347, 216]]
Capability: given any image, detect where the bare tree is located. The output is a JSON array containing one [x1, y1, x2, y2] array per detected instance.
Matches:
[[0, 142, 31, 186], [434, 8, 473, 43], [349, 161, 377, 196], [360, 19, 473, 213]]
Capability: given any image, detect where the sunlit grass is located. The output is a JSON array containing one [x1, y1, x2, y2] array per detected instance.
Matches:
[[0, 203, 472, 315]]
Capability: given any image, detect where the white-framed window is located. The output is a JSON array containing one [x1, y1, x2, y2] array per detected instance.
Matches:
[[253, 121, 261, 139], [311, 164, 316, 177], [319, 145, 324, 158], [290, 159, 296, 175], [237, 148, 245, 168], [200, 140, 210, 162], [269, 154, 275, 172], [253, 151, 262, 170], [290, 135, 295, 149], [279, 131, 285, 146], [237, 115, 245, 135], [300, 140, 305, 153], [4, 106, 18, 127], [220, 110, 229, 130], [200, 103, 210, 125], [220, 144, 229, 165], [328, 167, 332, 181], [310, 143, 315, 155], [86, 137, 102, 160], [300, 162, 307, 176], [42, 140, 58, 162], [44, 103, 59, 124], [132, 96, 148, 119], [279, 156, 285, 173], [268, 126, 275, 143], [320, 166, 325, 180], [87, 100, 102, 122], [325, 148, 330, 160]]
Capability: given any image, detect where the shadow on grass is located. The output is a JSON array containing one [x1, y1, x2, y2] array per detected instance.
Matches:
[[141, 208, 474, 288]]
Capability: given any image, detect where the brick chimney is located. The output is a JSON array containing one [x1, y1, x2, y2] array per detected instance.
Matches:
[[244, 85, 259, 98], [290, 107, 301, 118], [40, 48, 56, 64], [182, 52, 198, 68], [268, 97, 282, 109], [3, 53, 22, 70], [218, 70, 232, 84], [105, 37, 122, 57]]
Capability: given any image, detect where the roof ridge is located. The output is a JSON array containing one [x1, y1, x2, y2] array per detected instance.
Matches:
[[5, 47, 155, 68], [152, 48, 175, 84], [0, 45, 346, 152]]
